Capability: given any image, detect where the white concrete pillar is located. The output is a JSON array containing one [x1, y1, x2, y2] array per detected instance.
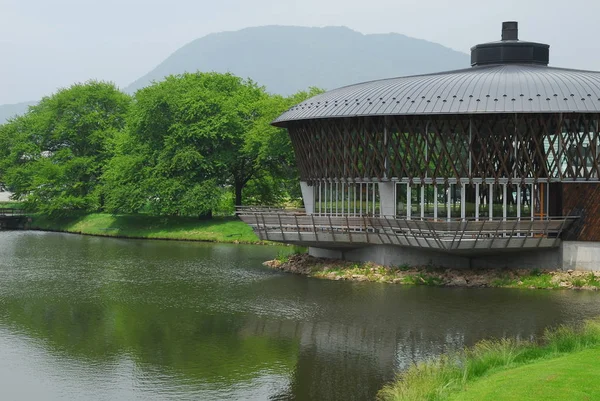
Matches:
[[300, 181, 315, 215], [379, 182, 395, 216]]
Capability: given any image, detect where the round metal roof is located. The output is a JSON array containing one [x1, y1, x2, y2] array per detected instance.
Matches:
[[273, 22, 600, 127], [273, 64, 600, 126]]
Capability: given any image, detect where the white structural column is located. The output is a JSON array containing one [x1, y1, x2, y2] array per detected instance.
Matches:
[[503, 184, 507, 221], [433, 186, 438, 220], [475, 183, 480, 221], [489, 184, 493, 221], [300, 181, 315, 215], [460, 183, 466, 220], [378, 182, 395, 216], [420, 185, 425, 219]]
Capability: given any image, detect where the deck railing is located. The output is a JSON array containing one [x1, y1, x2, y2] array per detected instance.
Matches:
[[237, 207, 578, 251], [0, 208, 26, 217]]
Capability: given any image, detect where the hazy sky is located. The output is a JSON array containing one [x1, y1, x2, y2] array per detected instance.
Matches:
[[1, 0, 598, 104]]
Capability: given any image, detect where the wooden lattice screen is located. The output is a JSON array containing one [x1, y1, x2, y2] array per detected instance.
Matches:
[[288, 113, 600, 185]]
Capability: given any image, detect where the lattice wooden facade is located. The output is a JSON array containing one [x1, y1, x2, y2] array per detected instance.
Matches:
[[562, 183, 600, 241], [288, 113, 600, 185]]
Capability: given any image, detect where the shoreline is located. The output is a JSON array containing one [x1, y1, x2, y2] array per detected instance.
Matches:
[[24, 227, 274, 245], [22, 213, 281, 245], [378, 317, 600, 400], [265, 253, 600, 290]]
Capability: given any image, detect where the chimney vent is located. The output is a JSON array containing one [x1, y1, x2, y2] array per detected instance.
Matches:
[[501, 21, 519, 41], [471, 21, 549, 66]]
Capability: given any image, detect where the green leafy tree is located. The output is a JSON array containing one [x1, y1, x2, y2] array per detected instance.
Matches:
[[1, 81, 131, 214], [241, 87, 324, 206], [103, 72, 263, 215], [103, 72, 309, 215]]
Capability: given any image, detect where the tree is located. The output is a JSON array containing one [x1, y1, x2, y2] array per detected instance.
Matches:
[[240, 87, 325, 206], [0, 81, 131, 214], [103, 72, 266, 215]]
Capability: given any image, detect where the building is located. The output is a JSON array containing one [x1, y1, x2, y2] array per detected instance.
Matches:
[[239, 22, 600, 271]]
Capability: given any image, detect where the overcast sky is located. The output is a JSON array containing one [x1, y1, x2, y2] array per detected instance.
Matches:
[[1, 0, 598, 105]]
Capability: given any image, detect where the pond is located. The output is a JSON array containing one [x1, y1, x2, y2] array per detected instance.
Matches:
[[1, 231, 599, 400]]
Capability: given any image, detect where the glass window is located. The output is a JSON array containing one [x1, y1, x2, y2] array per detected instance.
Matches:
[[492, 184, 504, 219], [437, 185, 448, 220], [507, 184, 518, 218], [520, 184, 532, 218], [396, 183, 407, 218], [424, 184, 435, 218], [410, 185, 420, 218], [465, 184, 476, 218], [479, 183, 490, 219], [372, 183, 380, 216], [450, 184, 461, 219]]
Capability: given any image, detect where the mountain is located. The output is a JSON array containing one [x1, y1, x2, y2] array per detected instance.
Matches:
[[126, 25, 469, 95], [1, 26, 470, 124], [0, 101, 36, 124]]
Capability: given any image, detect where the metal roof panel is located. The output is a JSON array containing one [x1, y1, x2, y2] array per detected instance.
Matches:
[[274, 64, 600, 126]]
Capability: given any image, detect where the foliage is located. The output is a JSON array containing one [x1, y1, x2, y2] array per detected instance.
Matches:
[[377, 317, 600, 401], [0, 81, 131, 215], [0, 72, 322, 217], [101, 72, 321, 215], [238, 86, 323, 207], [403, 273, 443, 286], [490, 270, 600, 289]]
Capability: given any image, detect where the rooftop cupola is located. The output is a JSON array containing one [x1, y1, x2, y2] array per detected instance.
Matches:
[[470, 21, 549, 67]]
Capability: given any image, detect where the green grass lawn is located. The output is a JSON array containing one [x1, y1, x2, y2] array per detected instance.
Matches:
[[29, 213, 262, 244], [378, 317, 600, 401], [449, 348, 600, 401]]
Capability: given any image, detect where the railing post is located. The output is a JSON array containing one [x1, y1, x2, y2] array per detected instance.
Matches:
[[345, 215, 353, 243], [261, 214, 269, 241], [254, 213, 262, 239], [277, 213, 285, 241], [294, 214, 300, 239], [553, 217, 569, 247], [505, 219, 518, 249]]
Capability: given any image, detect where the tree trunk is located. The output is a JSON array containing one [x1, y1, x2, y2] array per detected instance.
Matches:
[[235, 182, 243, 207], [198, 210, 212, 220]]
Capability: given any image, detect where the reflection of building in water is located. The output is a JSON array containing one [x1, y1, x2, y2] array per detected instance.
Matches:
[[240, 22, 600, 271], [241, 283, 591, 401]]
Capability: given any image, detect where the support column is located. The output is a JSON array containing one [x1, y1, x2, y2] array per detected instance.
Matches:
[[475, 183, 480, 221], [300, 181, 315, 215], [378, 182, 395, 216], [461, 183, 466, 220]]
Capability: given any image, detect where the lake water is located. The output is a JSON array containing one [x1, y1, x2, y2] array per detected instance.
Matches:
[[1, 231, 600, 400]]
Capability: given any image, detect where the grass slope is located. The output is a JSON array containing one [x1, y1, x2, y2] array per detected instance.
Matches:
[[449, 348, 600, 401], [30, 213, 261, 244], [378, 317, 600, 401]]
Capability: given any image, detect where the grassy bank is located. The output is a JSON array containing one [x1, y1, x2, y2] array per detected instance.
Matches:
[[378, 317, 600, 401], [269, 254, 600, 290], [29, 213, 263, 244]]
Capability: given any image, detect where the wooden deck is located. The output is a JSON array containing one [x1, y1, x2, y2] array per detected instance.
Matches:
[[0, 208, 28, 229], [237, 208, 577, 253]]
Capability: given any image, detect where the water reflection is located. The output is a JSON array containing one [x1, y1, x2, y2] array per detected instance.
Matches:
[[1, 231, 600, 400]]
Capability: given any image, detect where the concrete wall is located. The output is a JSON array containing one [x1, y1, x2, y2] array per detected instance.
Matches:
[[344, 245, 470, 269], [309, 247, 344, 259], [379, 182, 395, 216], [309, 242, 600, 271], [300, 181, 315, 215], [309, 245, 470, 269], [562, 241, 600, 271]]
